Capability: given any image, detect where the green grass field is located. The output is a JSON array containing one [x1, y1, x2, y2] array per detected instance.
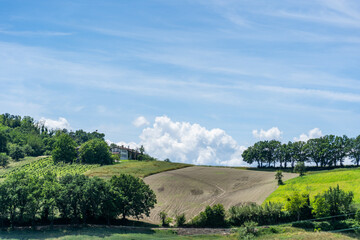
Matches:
[[85, 160, 191, 179], [0, 227, 232, 240], [0, 156, 99, 180], [266, 167, 360, 204], [0, 225, 357, 240]]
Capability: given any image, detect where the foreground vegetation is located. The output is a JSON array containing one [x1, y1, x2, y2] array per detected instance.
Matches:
[[0, 224, 358, 240], [0, 171, 156, 227], [85, 160, 191, 179], [266, 167, 360, 204]]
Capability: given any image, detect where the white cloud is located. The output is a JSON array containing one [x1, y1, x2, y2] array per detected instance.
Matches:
[[39, 117, 70, 130], [139, 116, 246, 166], [294, 128, 323, 142], [132, 116, 150, 127], [106, 139, 140, 150], [252, 127, 283, 140]]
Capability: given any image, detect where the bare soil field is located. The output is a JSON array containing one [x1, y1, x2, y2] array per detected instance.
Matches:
[[144, 166, 297, 223]]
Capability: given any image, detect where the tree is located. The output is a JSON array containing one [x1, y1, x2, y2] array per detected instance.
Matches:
[[291, 141, 308, 167], [294, 162, 306, 177], [349, 136, 360, 166], [8, 143, 25, 161], [0, 130, 7, 153], [40, 172, 60, 227], [52, 134, 77, 163], [284, 192, 310, 221], [312, 185, 353, 217], [275, 170, 283, 185], [139, 145, 145, 155], [79, 139, 112, 165], [110, 174, 156, 220], [0, 153, 9, 168]]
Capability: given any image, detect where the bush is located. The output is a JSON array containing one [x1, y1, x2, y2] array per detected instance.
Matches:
[[190, 204, 227, 227], [314, 221, 332, 231], [312, 185, 354, 218], [292, 220, 314, 229], [175, 213, 186, 227], [8, 143, 25, 161], [237, 221, 258, 240], [228, 202, 285, 226], [0, 153, 9, 168]]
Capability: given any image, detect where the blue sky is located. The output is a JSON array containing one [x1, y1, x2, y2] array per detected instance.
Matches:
[[1, 0, 360, 165]]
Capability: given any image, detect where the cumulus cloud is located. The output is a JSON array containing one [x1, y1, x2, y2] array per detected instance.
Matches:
[[139, 116, 246, 166], [39, 117, 70, 130], [252, 127, 282, 140], [294, 128, 323, 142], [132, 116, 150, 127], [105, 140, 140, 149]]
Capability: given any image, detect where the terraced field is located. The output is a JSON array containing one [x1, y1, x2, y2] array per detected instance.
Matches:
[[143, 166, 297, 223]]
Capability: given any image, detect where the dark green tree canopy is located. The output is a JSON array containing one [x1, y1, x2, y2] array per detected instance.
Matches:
[[52, 134, 77, 163], [79, 139, 112, 165]]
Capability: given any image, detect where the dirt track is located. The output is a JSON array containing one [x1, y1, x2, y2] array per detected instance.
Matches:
[[143, 166, 297, 223]]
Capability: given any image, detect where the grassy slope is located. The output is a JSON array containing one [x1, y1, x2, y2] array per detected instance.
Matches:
[[0, 156, 99, 179], [266, 167, 360, 204], [85, 160, 191, 179]]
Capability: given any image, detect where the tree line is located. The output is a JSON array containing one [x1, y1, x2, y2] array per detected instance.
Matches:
[[0, 113, 106, 161], [0, 171, 156, 228], [242, 135, 360, 168]]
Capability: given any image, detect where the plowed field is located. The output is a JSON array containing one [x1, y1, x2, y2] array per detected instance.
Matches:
[[144, 166, 297, 223]]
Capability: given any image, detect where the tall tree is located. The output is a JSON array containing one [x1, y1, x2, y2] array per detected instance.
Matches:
[[52, 134, 77, 163], [110, 174, 156, 220], [79, 139, 112, 165], [349, 136, 360, 166]]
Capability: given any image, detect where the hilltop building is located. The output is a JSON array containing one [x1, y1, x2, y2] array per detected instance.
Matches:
[[110, 145, 139, 160]]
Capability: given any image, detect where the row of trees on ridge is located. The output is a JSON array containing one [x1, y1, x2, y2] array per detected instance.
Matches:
[[242, 135, 360, 168]]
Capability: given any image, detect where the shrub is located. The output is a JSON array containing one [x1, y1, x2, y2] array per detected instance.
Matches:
[[190, 204, 227, 227], [0, 153, 9, 168], [312, 185, 354, 218], [228, 202, 285, 226], [275, 170, 283, 185], [314, 221, 332, 231], [8, 143, 25, 161], [292, 220, 314, 229], [237, 221, 258, 240], [294, 162, 306, 176], [175, 213, 186, 227]]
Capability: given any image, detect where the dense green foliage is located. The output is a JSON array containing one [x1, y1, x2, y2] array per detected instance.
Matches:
[[110, 174, 157, 220], [242, 135, 360, 168], [190, 204, 227, 227], [0, 172, 156, 227], [79, 139, 112, 165], [0, 113, 107, 161], [0, 153, 9, 168], [52, 134, 77, 163], [8, 143, 25, 161], [312, 185, 354, 218], [228, 202, 286, 226]]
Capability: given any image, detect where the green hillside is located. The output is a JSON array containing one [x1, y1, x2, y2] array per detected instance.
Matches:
[[266, 167, 360, 204], [85, 160, 191, 179], [0, 156, 99, 180]]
